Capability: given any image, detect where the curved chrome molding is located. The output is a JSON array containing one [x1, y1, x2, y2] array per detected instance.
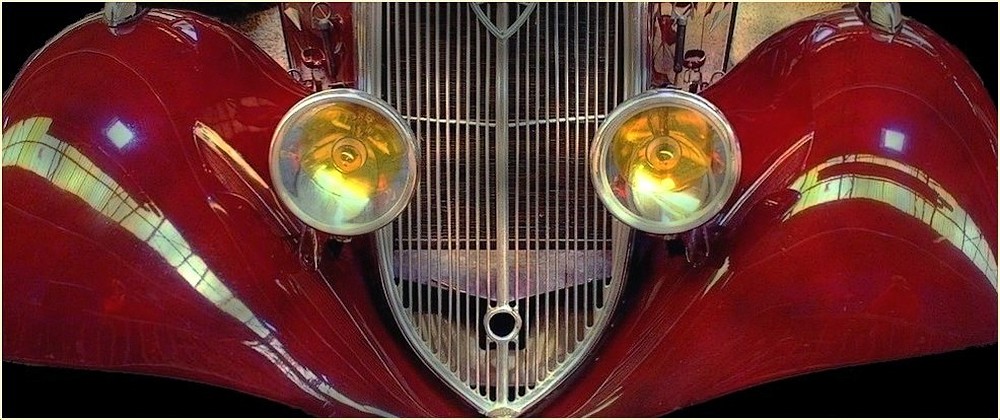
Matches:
[[470, 2, 537, 40]]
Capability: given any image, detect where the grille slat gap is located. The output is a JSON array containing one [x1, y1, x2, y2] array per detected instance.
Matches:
[[560, 1, 570, 359], [567, 1, 589, 347], [551, 1, 561, 373], [445, 2, 456, 369], [512, 3, 522, 396], [532, 4, 543, 384], [473, 3, 486, 395]]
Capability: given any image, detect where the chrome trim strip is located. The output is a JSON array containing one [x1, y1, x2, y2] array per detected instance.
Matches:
[[492, 3, 513, 405], [353, 3, 381, 94], [623, 2, 649, 94]]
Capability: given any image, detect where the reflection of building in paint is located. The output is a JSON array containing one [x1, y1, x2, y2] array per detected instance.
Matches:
[[4, 117, 267, 335], [786, 154, 997, 288], [2, 117, 393, 416]]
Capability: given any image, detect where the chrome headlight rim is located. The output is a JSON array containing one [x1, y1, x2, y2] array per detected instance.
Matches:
[[269, 88, 419, 236], [590, 88, 741, 235]]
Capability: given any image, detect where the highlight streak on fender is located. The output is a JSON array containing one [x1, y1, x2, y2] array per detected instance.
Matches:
[[786, 153, 997, 288], [2, 117, 395, 417]]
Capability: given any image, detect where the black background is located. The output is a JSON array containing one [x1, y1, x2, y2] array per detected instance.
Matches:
[[2, 2, 997, 417]]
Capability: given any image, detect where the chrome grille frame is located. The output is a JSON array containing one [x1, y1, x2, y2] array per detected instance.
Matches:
[[358, 3, 648, 416]]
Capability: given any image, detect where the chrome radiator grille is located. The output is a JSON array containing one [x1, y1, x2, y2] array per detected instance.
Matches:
[[366, 3, 642, 415]]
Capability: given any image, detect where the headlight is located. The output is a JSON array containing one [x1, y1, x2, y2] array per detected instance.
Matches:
[[590, 89, 740, 235], [270, 88, 418, 236]]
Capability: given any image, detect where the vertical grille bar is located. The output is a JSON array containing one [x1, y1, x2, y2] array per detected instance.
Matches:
[[572, 3, 581, 346], [512, 2, 522, 397], [493, 3, 511, 402]]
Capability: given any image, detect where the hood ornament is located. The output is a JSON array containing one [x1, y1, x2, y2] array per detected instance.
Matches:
[[470, 2, 537, 40]]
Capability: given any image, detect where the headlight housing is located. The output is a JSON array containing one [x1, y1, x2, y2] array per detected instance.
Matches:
[[590, 89, 740, 235], [270, 88, 418, 236]]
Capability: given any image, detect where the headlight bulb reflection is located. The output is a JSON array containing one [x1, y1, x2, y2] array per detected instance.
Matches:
[[591, 89, 740, 235], [271, 89, 418, 236]]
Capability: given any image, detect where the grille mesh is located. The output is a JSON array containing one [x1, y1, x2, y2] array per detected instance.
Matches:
[[377, 3, 629, 414]]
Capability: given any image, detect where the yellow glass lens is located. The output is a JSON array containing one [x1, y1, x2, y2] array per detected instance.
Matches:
[[298, 102, 401, 208], [592, 90, 739, 234], [272, 90, 417, 236]]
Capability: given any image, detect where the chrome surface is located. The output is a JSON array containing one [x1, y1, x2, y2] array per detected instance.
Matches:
[[857, 2, 904, 34], [103, 2, 140, 28], [353, 4, 381, 93], [360, 3, 645, 415]]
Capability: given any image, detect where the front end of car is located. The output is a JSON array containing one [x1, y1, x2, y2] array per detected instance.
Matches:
[[3, 2, 996, 416]]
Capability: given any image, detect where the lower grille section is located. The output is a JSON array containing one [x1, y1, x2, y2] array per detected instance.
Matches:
[[368, 3, 640, 415]]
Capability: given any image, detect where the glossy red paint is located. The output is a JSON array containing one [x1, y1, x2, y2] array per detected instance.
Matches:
[[535, 8, 997, 416], [2, 7, 996, 419], [3, 10, 472, 417]]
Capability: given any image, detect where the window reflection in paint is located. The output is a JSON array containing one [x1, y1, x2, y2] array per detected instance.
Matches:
[[881, 129, 905, 152], [172, 20, 199, 41], [786, 154, 997, 287], [1, 117, 393, 416], [105, 119, 135, 149]]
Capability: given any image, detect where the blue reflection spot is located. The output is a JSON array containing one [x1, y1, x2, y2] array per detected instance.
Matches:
[[173, 20, 198, 41], [811, 26, 836, 44], [882, 129, 905, 152], [106, 119, 135, 149]]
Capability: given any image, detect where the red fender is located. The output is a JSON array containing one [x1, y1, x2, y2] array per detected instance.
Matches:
[[2, 10, 473, 417], [537, 8, 997, 416], [3, 7, 996, 417]]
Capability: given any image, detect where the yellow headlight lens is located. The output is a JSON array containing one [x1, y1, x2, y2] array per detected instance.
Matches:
[[591, 89, 740, 234], [270, 89, 418, 236]]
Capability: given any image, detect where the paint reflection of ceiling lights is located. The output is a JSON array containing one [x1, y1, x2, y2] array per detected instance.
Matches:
[[787, 154, 997, 288], [881, 129, 905, 152], [2, 116, 393, 416], [106, 119, 135, 149]]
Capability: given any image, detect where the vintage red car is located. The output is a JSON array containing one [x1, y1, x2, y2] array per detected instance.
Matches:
[[3, 2, 996, 417]]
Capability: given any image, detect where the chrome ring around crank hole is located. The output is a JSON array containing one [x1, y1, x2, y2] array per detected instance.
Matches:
[[484, 306, 522, 342]]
